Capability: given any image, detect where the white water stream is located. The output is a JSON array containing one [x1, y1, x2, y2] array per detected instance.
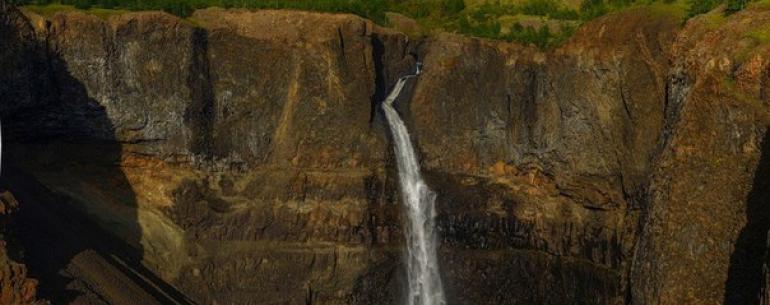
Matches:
[[381, 64, 446, 305]]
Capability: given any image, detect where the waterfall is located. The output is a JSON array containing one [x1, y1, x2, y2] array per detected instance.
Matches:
[[381, 64, 446, 305]]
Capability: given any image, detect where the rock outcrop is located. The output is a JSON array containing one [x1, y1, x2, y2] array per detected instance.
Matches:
[[631, 7, 770, 305], [0, 1, 769, 305], [0, 190, 44, 305]]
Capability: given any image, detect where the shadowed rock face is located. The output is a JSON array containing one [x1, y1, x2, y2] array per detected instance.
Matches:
[[1, 2, 770, 305], [0, 2, 46, 304]]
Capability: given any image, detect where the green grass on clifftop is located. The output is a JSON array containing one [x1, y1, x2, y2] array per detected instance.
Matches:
[[9, 0, 757, 48], [23, 3, 129, 18]]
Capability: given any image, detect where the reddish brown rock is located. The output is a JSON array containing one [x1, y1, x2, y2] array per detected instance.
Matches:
[[631, 6, 770, 305], [0, 190, 44, 305]]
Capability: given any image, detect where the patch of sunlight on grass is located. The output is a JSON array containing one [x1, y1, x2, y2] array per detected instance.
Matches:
[[646, 0, 689, 19], [702, 9, 727, 28], [21, 4, 76, 17], [746, 24, 770, 44], [752, 0, 770, 9], [87, 7, 131, 19]]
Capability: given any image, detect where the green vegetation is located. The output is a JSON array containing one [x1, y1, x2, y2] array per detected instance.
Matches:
[[726, 0, 748, 12], [698, 9, 726, 27], [19, 3, 76, 16], [687, 0, 762, 17], [580, 0, 609, 19], [646, 0, 688, 18], [9, 0, 759, 48], [451, 1, 579, 48], [14, 0, 394, 22], [746, 23, 770, 43], [756, 0, 770, 8], [22, 3, 129, 18], [686, 0, 722, 16]]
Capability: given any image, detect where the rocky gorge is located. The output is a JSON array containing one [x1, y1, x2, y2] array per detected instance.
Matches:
[[0, 1, 769, 304]]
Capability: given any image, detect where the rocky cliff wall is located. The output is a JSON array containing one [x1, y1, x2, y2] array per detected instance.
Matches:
[[0, 3, 46, 304], [0, 2, 769, 305], [631, 7, 770, 305]]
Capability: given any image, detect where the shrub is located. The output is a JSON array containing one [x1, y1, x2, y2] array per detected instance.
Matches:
[[457, 12, 502, 38], [580, 0, 608, 19], [72, 0, 92, 9], [441, 0, 465, 14], [608, 0, 634, 7], [505, 24, 554, 48], [521, 0, 562, 15], [686, 0, 723, 16], [725, 0, 747, 13]]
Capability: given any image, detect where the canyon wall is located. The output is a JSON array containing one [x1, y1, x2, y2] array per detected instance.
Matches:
[[632, 8, 770, 305], [0, 1, 769, 305]]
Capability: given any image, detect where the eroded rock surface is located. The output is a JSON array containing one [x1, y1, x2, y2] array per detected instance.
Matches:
[[1, 1, 769, 305], [631, 7, 770, 305]]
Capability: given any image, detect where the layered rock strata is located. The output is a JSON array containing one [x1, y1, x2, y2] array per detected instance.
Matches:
[[0, 2, 769, 305]]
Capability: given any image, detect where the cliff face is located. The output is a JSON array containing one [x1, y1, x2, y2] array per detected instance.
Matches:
[[412, 9, 679, 305], [0, 3, 45, 304], [0, 1, 769, 305], [632, 7, 770, 305]]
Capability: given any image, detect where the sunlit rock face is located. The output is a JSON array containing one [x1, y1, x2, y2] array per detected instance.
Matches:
[[1, 2, 770, 305], [632, 7, 770, 305]]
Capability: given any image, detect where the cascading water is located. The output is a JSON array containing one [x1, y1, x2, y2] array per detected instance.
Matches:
[[381, 64, 446, 305]]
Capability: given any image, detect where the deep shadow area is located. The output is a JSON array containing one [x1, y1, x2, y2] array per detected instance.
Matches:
[[0, 3, 195, 304], [724, 129, 770, 305], [186, 27, 215, 159], [369, 35, 387, 124]]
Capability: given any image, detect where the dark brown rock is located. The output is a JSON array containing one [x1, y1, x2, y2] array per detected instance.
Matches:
[[1, 2, 770, 305]]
